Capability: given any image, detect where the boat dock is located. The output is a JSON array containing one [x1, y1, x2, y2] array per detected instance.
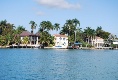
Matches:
[[95, 47, 113, 49]]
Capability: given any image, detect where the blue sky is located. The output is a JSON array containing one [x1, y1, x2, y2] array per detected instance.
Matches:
[[0, 0, 118, 36]]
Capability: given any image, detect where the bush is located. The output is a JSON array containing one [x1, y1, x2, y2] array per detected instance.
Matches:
[[111, 44, 118, 48], [49, 44, 53, 47]]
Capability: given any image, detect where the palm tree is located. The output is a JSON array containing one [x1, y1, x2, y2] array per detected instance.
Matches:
[[72, 18, 80, 27], [60, 24, 69, 35], [22, 36, 29, 46], [54, 23, 60, 31], [84, 27, 96, 44], [29, 21, 37, 34], [16, 25, 26, 34], [40, 21, 53, 32], [60, 19, 81, 43], [65, 19, 74, 36], [39, 31, 53, 46], [96, 26, 102, 37], [0, 20, 15, 46], [46, 21, 53, 31], [39, 21, 54, 47]]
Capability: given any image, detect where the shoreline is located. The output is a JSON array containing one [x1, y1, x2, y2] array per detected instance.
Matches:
[[0, 45, 117, 50]]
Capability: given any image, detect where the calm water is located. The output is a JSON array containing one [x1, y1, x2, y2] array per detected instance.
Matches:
[[0, 49, 118, 80]]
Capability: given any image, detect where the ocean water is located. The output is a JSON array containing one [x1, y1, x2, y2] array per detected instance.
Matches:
[[0, 49, 118, 80]]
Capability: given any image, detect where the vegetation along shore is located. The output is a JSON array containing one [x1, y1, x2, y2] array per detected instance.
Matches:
[[0, 19, 118, 49]]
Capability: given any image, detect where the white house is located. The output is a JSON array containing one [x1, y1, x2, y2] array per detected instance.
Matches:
[[53, 34, 68, 48], [113, 40, 118, 45], [113, 40, 118, 49], [91, 36, 104, 48]]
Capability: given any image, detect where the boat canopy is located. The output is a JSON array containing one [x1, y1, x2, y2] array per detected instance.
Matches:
[[74, 42, 82, 45]]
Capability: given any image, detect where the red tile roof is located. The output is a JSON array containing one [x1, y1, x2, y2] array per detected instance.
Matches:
[[95, 36, 103, 39], [35, 32, 40, 37], [20, 31, 31, 37], [54, 34, 68, 37], [20, 31, 40, 37]]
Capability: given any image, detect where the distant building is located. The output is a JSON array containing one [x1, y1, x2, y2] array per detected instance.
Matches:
[[113, 40, 118, 48], [91, 36, 104, 48], [113, 40, 118, 45], [53, 34, 68, 48], [20, 31, 40, 45]]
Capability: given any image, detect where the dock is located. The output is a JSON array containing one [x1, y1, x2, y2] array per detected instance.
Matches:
[[95, 47, 113, 49]]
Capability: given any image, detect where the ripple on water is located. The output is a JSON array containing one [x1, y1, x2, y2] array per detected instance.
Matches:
[[0, 49, 118, 80]]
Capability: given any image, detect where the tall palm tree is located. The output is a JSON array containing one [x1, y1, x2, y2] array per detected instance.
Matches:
[[46, 21, 53, 31], [72, 18, 80, 27], [54, 23, 60, 31], [40, 21, 53, 32], [60, 19, 81, 43], [96, 26, 102, 37], [29, 21, 37, 34], [66, 19, 74, 36], [39, 21, 54, 47]]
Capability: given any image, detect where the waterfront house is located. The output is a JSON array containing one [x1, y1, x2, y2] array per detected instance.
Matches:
[[113, 40, 118, 49], [53, 34, 68, 48], [113, 40, 118, 44], [91, 36, 104, 48], [20, 31, 40, 45]]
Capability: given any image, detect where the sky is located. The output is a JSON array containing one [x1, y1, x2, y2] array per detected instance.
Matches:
[[0, 0, 118, 36]]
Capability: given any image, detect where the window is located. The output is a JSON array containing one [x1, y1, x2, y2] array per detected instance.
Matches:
[[63, 38, 65, 40], [59, 37, 62, 40]]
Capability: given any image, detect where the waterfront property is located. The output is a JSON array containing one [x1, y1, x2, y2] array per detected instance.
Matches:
[[53, 34, 68, 48], [91, 36, 104, 48], [113, 40, 118, 49], [20, 31, 40, 45]]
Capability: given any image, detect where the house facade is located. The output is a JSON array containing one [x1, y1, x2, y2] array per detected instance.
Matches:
[[53, 34, 68, 48], [20, 31, 40, 45], [113, 40, 118, 45], [91, 36, 104, 48]]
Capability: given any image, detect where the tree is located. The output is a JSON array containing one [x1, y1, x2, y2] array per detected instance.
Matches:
[[16, 25, 26, 34], [39, 31, 53, 46], [72, 18, 80, 27], [40, 21, 53, 32], [39, 21, 54, 47], [76, 27, 83, 42], [0, 36, 6, 46], [96, 26, 102, 37], [29, 21, 37, 33], [22, 36, 29, 45], [54, 23, 60, 31], [84, 27, 96, 44], [60, 19, 80, 43], [12, 26, 26, 44], [0, 20, 15, 46]]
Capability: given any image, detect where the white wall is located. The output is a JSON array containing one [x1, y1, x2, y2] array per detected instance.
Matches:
[[54, 36, 68, 48]]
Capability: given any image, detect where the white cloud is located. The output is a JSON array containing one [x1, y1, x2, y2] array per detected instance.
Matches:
[[36, 0, 80, 9]]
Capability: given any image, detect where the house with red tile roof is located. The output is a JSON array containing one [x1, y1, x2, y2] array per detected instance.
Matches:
[[20, 31, 40, 45]]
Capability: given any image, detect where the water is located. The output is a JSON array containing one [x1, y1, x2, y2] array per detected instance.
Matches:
[[0, 49, 118, 80]]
